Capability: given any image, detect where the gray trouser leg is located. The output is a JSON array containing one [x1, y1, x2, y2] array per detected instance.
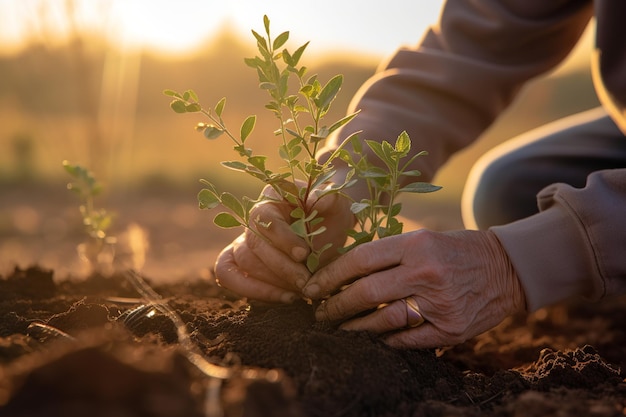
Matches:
[[462, 107, 626, 230]]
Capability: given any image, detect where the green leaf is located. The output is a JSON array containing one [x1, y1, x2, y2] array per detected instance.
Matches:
[[170, 99, 187, 113], [395, 131, 411, 154], [185, 103, 201, 112], [203, 125, 224, 140], [365, 140, 389, 165], [263, 15, 270, 36], [400, 169, 422, 177], [273, 31, 289, 50], [290, 207, 305, 219], [215, 97, 226, 117], [328, 111, 359, 135], [247, 155, 267, 171], [291, 42, 309, 67], [163, 89, 181, 98], [306, 253, 319, 273], [290, 219, 307, 237], [213, 212, 242, 229], [398, 182, 442, 193], [316, 74, 343, 110], [251, 29, 267, 50], [240, 115, 256, 142], [220, 192, 245, 219], [311, 169, 336, 190], [221, 161, 248, 172], [185, 89, 199, 102], [308, 225, 327, 237], [197, 189, 220, 210], [350, 202, 370, 214]]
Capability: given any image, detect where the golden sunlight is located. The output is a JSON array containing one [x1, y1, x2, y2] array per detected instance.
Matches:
[[0, 0, 443, 56]]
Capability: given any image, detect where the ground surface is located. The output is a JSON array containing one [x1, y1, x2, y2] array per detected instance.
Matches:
[[0, 266, 625, 417]]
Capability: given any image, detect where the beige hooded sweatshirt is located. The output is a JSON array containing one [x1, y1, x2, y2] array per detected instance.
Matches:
[[321, 0, 626, 311]]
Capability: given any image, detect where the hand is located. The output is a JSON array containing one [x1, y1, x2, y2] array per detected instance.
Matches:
[[214, 184, 354, 303], [302, 229, 526, 348]]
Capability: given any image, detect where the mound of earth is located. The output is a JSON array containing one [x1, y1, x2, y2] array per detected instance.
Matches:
[[0, 266, 624, 416]]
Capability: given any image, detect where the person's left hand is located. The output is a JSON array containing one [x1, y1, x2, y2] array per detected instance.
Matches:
[[301, 229, 527, 349]]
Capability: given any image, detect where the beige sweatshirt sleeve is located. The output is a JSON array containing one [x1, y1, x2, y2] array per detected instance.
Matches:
[[319, 1, 626, 310], [492, 169, 626, 311], [320, 0, 593, 181]]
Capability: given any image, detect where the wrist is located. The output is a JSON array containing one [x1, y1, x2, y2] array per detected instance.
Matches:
[[484, 230, 527, 315]]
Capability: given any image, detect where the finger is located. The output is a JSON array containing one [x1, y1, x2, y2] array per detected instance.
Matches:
[[214, 243, 298, 304], [383, 324, 466, 350], [314, 266, 409, 322], [243, 227, 312, 290], [232, 235, 293, 290], [303, 237, 404, 299], [339, 299, 408, 334], [250, 201, 309, 262]]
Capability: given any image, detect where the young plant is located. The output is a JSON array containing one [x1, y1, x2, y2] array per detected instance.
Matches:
[[165, 16, 440, 271], [337, 132, 441, 252], [63, 160, 116, 272]]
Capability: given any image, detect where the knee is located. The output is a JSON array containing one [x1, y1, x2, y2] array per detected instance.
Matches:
[[462, 148, 539, 230]]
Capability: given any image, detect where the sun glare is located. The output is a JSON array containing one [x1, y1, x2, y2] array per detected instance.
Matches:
[[0, 0, 444, 56]]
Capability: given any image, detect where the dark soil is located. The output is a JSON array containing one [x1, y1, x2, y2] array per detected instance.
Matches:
[[0, 266, 624, 417]]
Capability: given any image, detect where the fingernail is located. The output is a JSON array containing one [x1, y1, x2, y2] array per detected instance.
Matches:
[[291, 246, 308, 262], [314, 306, 326, 321], [295, 278, 306, 289], [280, 292, 297, 304], [302, 283, 320, 298]]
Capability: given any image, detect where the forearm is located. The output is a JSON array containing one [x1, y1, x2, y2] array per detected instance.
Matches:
[[319, 0, 592, 182]]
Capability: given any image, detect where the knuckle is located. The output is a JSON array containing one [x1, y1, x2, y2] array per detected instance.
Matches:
[[381, 304, 405, 329], [356, 282, 380, 305]]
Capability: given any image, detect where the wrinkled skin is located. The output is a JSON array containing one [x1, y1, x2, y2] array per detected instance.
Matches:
[[214, 185, 354, 303], [214, 187, 526, 348], [302, 229, 526, 349]]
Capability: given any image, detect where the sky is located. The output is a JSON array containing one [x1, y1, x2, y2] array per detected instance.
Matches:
[[0, 0, 444, 56]]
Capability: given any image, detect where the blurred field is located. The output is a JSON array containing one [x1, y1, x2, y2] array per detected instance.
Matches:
[[0, 26, 600, 280]]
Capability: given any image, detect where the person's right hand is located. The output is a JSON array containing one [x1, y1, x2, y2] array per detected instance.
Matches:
[[214, 184, 354, 303]]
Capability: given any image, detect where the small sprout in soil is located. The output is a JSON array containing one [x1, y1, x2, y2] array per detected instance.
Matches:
[[165, 15, 440, 271], [62, 160, 116, 273]]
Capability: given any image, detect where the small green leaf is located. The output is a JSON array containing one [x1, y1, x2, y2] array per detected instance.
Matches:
[[170, 99, 187, 113], [307, 225, 327, 237], [185, 89, 199, 102], [263, 15, 270, 36], [398, 182, 442, 193], [290, 219, 307, 237], [273, 31, 289, 50], [291, 42, 309, 66], [351, 202, 370, 215], [185, 103, 201, 112], [247, 155, 267, 171], [197, 189, 220, 210], [220, 192, 245, 219], [316, 74, 343, 110], [251, 29, 267, 50], [328, 111, 359, 135], [203, 125, 224, 140], [221, 161, 248, 172], [395, 131, 411, 154], [240, 115, 256, 142], [290, 207, 305, 219], [163, 89, 181, 98], [400, 169, 422, 177], [306, 253, 319, 272], [214, 212, 242, 229], [215, 97, 226, 117]]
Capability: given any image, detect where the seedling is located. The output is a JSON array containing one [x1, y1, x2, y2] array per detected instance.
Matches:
[[165, 16, 440, 271], [63, 160, 116, 273]]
